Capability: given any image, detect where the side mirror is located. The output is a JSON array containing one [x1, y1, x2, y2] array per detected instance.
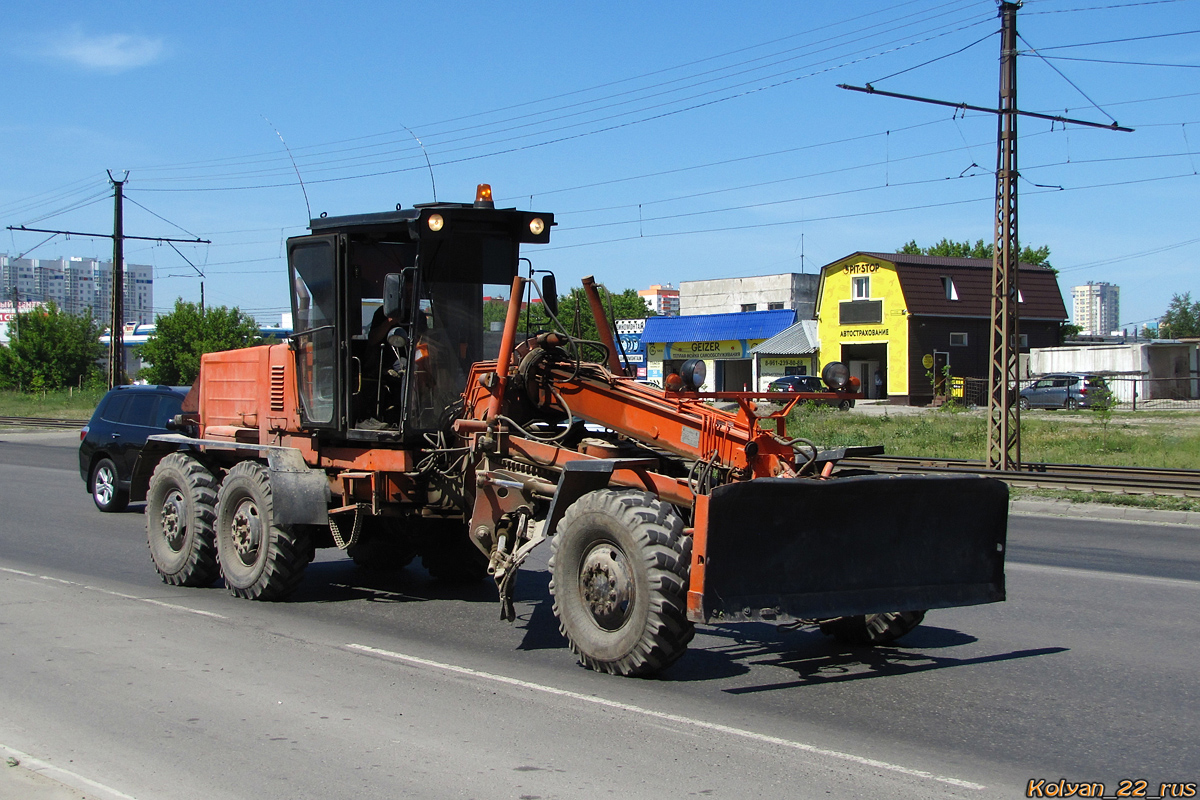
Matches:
[[383, 272, 406, 319], [541, 274, 558, 317]]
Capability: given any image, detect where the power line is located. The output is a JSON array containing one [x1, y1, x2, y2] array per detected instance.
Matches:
[[1021, 29, 1200, 49], [128, 0, 984, 177], [1024, 0, 1197, 13], [540, 171, 1197, 251], [131, 13, 995, 189], [1034, 56, 1200, 68]]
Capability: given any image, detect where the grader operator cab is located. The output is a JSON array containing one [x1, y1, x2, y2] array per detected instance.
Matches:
[[135, 185, 1008, 677]]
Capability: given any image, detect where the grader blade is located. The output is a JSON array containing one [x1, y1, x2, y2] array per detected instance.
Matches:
[[694, 474, 1008, 623]]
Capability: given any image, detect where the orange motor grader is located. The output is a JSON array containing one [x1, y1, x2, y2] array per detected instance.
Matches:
[[133, 185, 1008, 677]]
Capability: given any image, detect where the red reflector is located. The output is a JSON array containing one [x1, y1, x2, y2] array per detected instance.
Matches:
[[80, 427, 88, 441]]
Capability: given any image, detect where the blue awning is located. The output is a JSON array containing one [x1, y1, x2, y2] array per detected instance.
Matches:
[[641, 309, 797, 343]]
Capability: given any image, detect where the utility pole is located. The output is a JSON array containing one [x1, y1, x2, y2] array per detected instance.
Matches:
[[7, 174, 210, 390], [109, 171, 127, 388], [987, 2, 1021, 469], [837, 0, 1131, 470]]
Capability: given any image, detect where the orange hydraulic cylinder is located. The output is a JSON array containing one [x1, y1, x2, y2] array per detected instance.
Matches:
[[486, 275, 528, 421], [581, 275, 624, 375]]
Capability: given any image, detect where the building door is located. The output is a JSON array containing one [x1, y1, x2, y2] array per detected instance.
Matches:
[[722, 359, 752, 391], [934, 350, 949, 396], [842, 343, 888, 399]]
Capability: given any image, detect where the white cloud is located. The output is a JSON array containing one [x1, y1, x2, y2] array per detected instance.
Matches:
[[49, 28, 165, 72]]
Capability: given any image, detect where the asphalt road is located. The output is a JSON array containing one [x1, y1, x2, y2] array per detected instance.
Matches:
[[1, 430, 1197, 799]]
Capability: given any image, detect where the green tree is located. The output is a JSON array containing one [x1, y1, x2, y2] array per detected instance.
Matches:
[[1158, 292, 1200, 339], [0, 302, 103, 391], [488, 285, 653, 340], [898, 238, 1055, 274], [539, 286, 652, 343], [138, 300, 261, 385]]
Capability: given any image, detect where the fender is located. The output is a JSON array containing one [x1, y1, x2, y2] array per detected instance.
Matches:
[[133, 434, 330, 526]]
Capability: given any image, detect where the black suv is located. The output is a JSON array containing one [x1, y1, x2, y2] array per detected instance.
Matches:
[[766, 375, 855, 410], [79, 384, 190, 512]]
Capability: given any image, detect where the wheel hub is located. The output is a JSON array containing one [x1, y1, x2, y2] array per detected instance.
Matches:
[[94, 466, 115, 505], [230, 498, 262, 566], [161, 489, 186, 551], [579, 543, 635, 631]]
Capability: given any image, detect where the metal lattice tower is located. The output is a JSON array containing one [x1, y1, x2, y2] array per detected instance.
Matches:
[[987, 1, 1022, 470]]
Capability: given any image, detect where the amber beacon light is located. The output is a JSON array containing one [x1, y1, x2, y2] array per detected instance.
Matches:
[[474, 183, 494, 208]]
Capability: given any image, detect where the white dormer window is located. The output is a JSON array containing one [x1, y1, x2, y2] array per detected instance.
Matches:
[[852, 276, 870, 300], [941, 276, 959, 301]]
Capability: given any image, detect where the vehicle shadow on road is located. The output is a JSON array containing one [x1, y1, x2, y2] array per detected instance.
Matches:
[[656, 623, 1067, 687], [719, 626, 1068, 693], [289, 558, 499, 605]]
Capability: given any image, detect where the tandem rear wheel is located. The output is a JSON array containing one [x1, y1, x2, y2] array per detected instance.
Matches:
[[215, 461, 313, 601], [549, 489, 694, 677], [146, 452, 220, 587]]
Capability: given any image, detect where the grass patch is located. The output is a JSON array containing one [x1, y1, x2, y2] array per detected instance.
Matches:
[[0, 388, 106, 419], [783, 405, 1200, 469], [1012, 488, 1200, 513]]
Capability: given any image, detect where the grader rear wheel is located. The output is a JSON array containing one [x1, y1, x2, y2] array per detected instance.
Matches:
[[819, 611, 926, 646], [549, 489, 694, 677], [215, 461, 312, 601], [146, 452, 220, 587]]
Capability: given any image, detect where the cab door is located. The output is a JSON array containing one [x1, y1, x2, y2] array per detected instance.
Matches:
[[288, 235, 345, 430]]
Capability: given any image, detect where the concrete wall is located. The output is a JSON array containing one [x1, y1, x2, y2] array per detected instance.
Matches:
[[680, 273, 818, 318]]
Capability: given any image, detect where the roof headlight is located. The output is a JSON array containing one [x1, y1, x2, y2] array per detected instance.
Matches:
[[680, 359, 707, 391], [529, 217, 545, 236], [427, 213, 444, 232]]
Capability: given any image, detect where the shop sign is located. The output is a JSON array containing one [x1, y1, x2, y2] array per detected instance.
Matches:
[[922, 353, 934, 369], [842, 262, 880, 274], [646, 342, 664, 359], [666, 340, 744, 359], [840, 327, 889, 339], [760, 357, 808, 375]]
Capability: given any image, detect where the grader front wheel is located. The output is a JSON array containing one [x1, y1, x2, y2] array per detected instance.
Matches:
[[549, 490, 694, 677]]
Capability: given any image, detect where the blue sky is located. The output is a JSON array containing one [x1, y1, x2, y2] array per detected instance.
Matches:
[[2, 0, 1197, 330]]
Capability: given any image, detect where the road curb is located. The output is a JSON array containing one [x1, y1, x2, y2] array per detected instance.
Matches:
[[1011, 498, 1200, 527]]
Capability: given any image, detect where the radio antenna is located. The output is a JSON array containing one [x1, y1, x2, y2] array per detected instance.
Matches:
[[264, 116, 311, 220], [399, 122, 437, 203]]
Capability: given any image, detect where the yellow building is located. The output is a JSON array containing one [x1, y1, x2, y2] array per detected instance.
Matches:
[[816, 252, 1067, 403]]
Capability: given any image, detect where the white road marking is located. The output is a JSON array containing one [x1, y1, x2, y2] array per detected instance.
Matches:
[[0, 567, 227, 618], [0, 743, 138, 800], [1008, 561, 1200, 588], [345, 642, 987, 791], [139, 598, 227, 618]]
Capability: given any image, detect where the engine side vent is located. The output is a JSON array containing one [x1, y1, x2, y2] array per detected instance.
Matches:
[[270, 365, 286, 412]]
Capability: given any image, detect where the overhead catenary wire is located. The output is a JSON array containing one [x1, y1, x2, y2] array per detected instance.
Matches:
[[130, 13, 997, 190], [127, 0, 986, 178]]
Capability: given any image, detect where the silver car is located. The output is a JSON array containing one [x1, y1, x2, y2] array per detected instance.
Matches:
[[1019, 373, 1108, 410]]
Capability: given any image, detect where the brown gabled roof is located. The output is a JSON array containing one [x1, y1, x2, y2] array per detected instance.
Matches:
[[856, 252, 1068, 321]]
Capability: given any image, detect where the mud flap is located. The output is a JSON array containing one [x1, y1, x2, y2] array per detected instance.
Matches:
[[695, 474, 1007, 623]]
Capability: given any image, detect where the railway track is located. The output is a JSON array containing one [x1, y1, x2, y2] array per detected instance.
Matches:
[[0, 416, 88, 429], [0, 415, 1195, 497], [840, 454, 1200, 498]]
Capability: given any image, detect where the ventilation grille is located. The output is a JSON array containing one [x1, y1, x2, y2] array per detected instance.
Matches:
[[270, 365, 286, 411]]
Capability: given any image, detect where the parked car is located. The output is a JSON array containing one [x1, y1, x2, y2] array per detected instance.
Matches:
[[766, 375, 855, 410], [1019, 373, 1109, 411], [79, 384, 190, 512]]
